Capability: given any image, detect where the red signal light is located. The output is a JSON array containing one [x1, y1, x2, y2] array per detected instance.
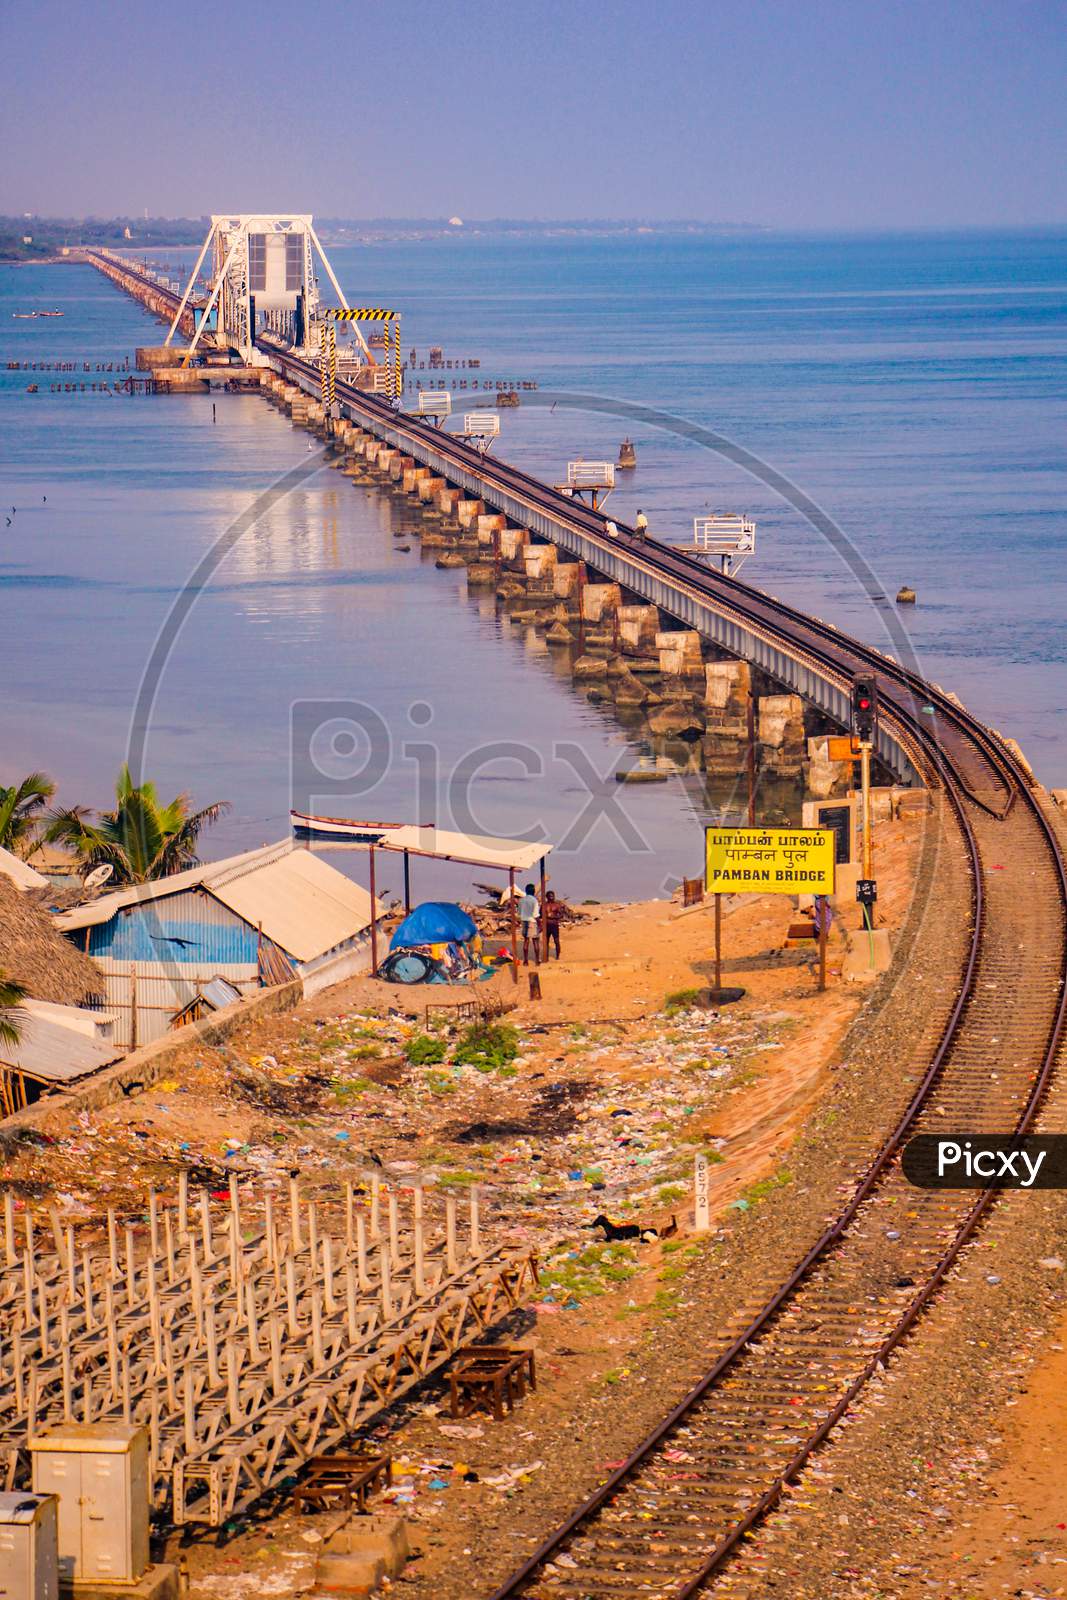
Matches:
[[851, 677, 878, 741]]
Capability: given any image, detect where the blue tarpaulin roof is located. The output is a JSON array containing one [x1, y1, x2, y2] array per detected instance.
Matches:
[[389, 901, 478, 950]]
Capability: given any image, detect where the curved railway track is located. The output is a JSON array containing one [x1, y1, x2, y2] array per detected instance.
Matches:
[[81, 264, 1067, 1593]]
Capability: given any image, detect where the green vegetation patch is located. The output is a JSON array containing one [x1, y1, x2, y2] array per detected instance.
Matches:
[[663, 987, 705, 1016], [453, 1023, 520, 1071], [404, 1034, 447, 1066]]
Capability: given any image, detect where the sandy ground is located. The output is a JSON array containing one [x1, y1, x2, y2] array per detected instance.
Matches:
[[1, 815, 927, 1597], [946, 1317, 1067, 1592]]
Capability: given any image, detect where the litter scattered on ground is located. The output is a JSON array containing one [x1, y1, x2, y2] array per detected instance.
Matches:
[[2, 996, 789, 1314]]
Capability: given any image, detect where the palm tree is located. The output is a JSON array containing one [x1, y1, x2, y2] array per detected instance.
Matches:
[[46, 766, 229, 884], [0, 772, 56, 856], [0, 974, 27, 1050]]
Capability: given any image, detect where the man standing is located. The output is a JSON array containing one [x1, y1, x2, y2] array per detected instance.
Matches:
[[543, 890, 567, 959], [635, 509, 649, 540], [518, 881, 540, 965]]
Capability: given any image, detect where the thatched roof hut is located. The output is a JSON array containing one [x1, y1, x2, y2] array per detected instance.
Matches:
[[0, 873, 104, 1006]]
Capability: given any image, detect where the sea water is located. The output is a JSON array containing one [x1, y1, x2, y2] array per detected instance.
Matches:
[[1, 229, 1064, 898]]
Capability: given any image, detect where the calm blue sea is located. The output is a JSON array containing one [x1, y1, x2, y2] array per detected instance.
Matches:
[[1, 230, 1065, 897]]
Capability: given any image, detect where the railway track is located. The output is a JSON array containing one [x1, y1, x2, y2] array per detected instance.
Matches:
[[478, 784, 1065, 1600], [81, 265, 1067, 1591]]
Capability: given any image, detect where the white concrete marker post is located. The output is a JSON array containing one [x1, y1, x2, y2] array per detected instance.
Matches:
[[694, 1152, 711, 1232]]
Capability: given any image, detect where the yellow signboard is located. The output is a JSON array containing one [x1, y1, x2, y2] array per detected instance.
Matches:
[[705, 827, 836, 895]]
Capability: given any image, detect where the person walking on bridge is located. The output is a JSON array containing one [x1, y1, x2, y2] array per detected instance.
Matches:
[[634, 509, 649, 540]]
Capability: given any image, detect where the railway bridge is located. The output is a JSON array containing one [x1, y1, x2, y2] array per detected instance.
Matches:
[[86, 241, 934, 787], [82, 238, 1067, 1596]]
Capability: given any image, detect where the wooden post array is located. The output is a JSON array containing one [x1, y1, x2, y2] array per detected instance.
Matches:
[[0, 1175, 539, 1527]]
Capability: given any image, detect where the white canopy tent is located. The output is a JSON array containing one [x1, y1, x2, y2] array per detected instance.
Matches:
[[290, 814, 552, 975]]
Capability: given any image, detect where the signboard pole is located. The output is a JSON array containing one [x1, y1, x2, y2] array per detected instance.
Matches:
[[508, 868, 519, 984], [714, 893, 723, 990], [746, 693, 757, 826], [818, 917, 827, 992], [369, 845, 378, 976]]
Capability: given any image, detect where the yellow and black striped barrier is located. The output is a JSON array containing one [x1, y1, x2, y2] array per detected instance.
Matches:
[[327, 308, 399, 322], [324, 307, 403, 397]]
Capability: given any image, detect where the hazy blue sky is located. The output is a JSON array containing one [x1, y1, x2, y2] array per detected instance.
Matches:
[[3, 0, 1065, 226]]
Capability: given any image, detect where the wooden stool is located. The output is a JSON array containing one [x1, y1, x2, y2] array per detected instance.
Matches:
[[292, 1451, 392, 1513], [448, 1345, 536, 1422]]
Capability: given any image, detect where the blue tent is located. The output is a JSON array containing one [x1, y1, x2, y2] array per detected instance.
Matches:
[[389, 901, 478, 950]]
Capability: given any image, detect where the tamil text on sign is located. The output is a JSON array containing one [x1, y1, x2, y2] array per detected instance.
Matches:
[[705, 827, 836, 894]]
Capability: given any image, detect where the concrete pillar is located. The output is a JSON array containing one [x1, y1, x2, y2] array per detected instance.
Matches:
[[436, 487, 462, 516], [391, 454, 415, 481], [656, 630, 704, 678], [553, 562, 581, 599], [418, 476, 447, 503], [581, 583, 622, 622], [617, 604, 660, 654], [704, 660, 751, 736], [477, 513, 506, 547], [456, 499, 485, 530], [759, 694, 807, 778], [499, 525, 527, 562], [524, 543, 557, 580], [402, 466, 430, 492]]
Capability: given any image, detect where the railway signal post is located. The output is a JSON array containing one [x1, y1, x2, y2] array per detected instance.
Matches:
[[850, 675, 879, 933]]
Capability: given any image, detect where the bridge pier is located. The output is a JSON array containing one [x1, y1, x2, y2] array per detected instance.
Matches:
[[456, 498, 485, 531], [757, 693, 808, 780]]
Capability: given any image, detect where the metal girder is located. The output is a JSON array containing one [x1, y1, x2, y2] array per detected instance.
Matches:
[[0, 1177, 541, 1527]]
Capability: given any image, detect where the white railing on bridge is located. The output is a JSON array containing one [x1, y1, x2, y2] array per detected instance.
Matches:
[[417, 391, 452, 416], [462, 412, 500, 437], [692, 514, 756, 556], [567, 460, 615, 489]]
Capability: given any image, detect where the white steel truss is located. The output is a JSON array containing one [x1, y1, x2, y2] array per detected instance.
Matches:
[[169, 216, 359, 366]]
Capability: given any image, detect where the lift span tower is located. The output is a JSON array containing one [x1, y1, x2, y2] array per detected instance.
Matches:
[[166, 214, 369, 365]]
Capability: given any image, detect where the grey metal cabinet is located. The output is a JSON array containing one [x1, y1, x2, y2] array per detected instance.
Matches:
[[30, 1424, 149, 1585], [0, 1493, 59, 1600]]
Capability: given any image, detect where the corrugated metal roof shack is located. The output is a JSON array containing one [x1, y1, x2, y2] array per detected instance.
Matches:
[[54, 842, 384, 1049], [0, 1001, 125, 1114]]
